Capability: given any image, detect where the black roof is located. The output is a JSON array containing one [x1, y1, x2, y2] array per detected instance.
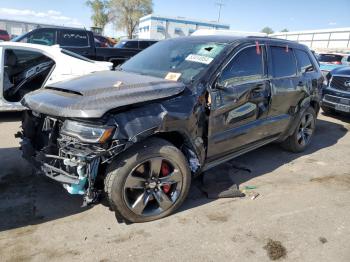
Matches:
[[168, 35, 305, 47]]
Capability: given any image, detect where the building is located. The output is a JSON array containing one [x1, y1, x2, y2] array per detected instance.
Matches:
[[270, 28, 350, 51], [138, 14, 230, 40], [0, 18, 80, 38]]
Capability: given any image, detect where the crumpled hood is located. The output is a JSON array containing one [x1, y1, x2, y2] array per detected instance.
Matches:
[[22, 70, 185, 118]]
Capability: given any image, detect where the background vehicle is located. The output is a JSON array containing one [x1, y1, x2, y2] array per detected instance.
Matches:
[[0, 42, 112, 111], [94, 35, 112, 48], [0, 29, 10, 41], [20, 36, 322, 223], [12, 28, 152, 66], [322, 66, 350, 115], [318, 53, 350, 74], [114, 39, 157, 49]]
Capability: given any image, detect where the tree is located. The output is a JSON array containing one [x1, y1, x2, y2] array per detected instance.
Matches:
[[86, 0, 109, 32], [261, 26, 274, 35], [109, 0, 153, 39], [281, 28, 289, 32]]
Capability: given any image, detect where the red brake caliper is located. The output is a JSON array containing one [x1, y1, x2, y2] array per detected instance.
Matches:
[[160, 161, 171, 194]]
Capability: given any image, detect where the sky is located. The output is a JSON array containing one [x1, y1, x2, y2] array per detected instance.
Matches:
[[0, 0, 349, 37]]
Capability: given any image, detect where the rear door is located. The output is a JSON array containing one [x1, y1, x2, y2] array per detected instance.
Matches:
[[207, 43, 272, 160], [267, 45, 305, 133], [58, 30, 94, 59]]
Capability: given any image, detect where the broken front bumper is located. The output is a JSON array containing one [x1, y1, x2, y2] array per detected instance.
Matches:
[[19, 112, 125, 201]]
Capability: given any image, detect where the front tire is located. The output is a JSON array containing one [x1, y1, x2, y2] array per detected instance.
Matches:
[[104, 138, 191, 223], [282, 107, 316, 153]]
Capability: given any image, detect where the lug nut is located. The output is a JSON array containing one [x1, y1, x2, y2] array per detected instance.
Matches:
[[151, 176, 155, 180]]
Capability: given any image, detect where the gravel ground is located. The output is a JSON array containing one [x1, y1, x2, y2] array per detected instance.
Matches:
[[0, 111, 349, 262]]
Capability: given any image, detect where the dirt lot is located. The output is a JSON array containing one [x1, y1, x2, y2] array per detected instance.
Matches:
[[0, 111, 349, 262]]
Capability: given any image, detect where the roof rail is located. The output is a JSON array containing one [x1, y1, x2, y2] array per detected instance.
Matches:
[[192, 29, 267, 37]]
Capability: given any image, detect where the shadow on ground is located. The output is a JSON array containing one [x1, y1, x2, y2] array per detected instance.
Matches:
[[178, 118, 348, 213], [0, 117, 347, 230]]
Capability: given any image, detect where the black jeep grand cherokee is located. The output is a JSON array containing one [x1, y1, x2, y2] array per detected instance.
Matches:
[[19, 35, 323, 223]]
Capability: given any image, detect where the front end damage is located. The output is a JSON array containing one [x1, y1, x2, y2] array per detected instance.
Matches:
[[18, 111, 125, 206]]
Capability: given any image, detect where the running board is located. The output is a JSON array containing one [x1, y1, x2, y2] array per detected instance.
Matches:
[[202, 137, 278, 172]]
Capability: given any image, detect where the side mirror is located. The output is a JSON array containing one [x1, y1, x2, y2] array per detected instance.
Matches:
[[214, 75, 226, 90]]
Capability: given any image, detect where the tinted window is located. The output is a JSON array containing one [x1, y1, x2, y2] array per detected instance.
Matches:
[[271, 46, 297, 78], [18, 29, 55, 46], [318, 54, 343, 63], [347, 56, 350, 62], [220, 46, 264, 86], [0, 30, 8, 35], [295, 49, 314, 73], [123, 41, 139, 49], [59, 30, 89, 47], [3, 49, 54, 102], [139, 41, 149, 49]]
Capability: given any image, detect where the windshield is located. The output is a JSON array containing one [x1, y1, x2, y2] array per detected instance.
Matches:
[[318, 54, 343, 63], [121, 39, 227, 84]]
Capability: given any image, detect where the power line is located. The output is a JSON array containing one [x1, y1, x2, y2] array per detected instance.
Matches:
[[215, 0, 225, 22]]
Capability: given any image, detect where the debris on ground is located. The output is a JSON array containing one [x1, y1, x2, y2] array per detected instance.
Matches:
[[244, 185, 257, 190], [200, 163, 245, 199], [263, 239, 287, 260], [251, 193, 260, 200], [319, 237, 328, 244]]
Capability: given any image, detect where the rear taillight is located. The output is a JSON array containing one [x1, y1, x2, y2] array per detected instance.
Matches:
[[331, 61, 341, 65]]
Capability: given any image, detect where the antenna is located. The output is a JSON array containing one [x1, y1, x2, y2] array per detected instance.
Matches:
[[215, 0, 225, 22]]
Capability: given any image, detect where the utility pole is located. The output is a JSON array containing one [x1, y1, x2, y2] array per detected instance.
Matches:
[[216, 0, 225, 22]]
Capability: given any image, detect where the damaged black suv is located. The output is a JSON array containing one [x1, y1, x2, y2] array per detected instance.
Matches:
[[19, 35, 323, 222]]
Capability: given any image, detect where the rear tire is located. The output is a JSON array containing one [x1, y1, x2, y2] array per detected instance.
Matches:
[[282, 107, 316, 153], [104, 138, 191, 223]]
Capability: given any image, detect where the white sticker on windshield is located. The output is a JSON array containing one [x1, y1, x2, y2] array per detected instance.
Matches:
[[185, 54, 214, 65], [165, 72, 182, 81]]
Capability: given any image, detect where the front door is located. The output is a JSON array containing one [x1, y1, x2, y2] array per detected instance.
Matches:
[[207, 44, 272, 160]]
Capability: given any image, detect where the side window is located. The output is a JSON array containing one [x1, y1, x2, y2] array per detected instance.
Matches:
[[270, 46, 297, 78], [139, 41, 149, 49], [123, 41, 139, 49], [219, 46, 264, 86], [3, 49, 55, 102], [19, 30, 55, 46], [59, 30, 89, 47], [295, 49, 314, 73]]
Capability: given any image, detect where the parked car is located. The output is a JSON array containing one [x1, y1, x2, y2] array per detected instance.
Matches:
[[11, 27, 147, 66], [114, 39, 157, 49], [318, 53, 350, 75], [19, 35, 322, 223], [0, 29, 10, 41], [322, 66, 350, 115], [0, 42, 112, 111]]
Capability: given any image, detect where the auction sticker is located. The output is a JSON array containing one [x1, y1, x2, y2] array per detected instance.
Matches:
[[185, 54, 213, 65], [165, 72, 182, 81]]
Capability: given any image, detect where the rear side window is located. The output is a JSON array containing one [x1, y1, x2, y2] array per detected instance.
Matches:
[[59, 30, 89, 47], [0, 30, 8, 35], [295, 49, 314, 73], [123, 41, 139, 49], [318, 54, 343, 63], [139, 41, 149, 49], [219, 46, 264, 86], [271, 46, 297, 78]]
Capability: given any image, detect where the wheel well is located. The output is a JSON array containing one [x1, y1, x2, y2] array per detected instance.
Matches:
[[310, 100, 320, 114], [153, 131, 187, 149]]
